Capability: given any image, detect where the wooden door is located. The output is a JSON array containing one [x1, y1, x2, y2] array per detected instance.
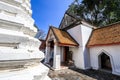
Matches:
[[64, 47, 69, 62]]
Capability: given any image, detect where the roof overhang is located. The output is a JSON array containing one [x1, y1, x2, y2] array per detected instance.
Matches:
[[46, 26, 79, 47], [58, 42, 78, 47]]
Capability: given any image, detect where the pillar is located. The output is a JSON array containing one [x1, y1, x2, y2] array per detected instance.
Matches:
[[44, 43, 50, 63], [53, 44, 60, 70]]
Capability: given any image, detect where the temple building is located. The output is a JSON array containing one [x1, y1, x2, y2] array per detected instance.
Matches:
[[0, 0, 51, 80], [45, 11, 120, 76]]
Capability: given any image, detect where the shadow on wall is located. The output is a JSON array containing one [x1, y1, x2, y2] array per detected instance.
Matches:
[[83, 48, 91, 69]]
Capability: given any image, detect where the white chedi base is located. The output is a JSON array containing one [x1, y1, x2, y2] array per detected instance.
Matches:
[[0, 63, 51, 80], [0, 0, 51, 79], [0, 29, 51, 80]]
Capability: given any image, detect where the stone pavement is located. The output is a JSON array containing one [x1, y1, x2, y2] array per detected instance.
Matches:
[[48, 69, 96, 80], [48, 68, 120, 80]]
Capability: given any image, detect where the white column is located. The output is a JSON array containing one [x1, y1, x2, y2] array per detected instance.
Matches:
[[44, 46, 48, 63], [53, 44, 60, 70], [44, 42, 50, 64]]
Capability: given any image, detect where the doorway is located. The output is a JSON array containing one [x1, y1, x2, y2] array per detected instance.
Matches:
[[61, 46, 69, 66], [64, 47, 69, 62], [99, 52, 112, 71]]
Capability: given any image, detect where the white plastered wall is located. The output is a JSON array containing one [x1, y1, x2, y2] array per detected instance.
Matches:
[[89, 45, 120, 75], [67, 24, 92, 69], [67, 25, 84, 69], [81, 24, 92, 69]]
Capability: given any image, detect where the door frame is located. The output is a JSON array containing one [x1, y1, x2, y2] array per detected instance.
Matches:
[[64, 46, 69, 62]]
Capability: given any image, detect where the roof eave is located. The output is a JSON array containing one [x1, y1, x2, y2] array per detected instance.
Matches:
[[58, 42, 79, 47], [87, 42, 120, 48]]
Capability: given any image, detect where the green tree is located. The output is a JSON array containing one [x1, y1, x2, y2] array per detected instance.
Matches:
[[69, 0, 120, 27]]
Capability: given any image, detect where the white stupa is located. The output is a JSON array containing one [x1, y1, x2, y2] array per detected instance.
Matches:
[[0, 0, 51, 80]]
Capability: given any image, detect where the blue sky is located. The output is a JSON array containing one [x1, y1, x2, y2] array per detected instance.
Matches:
[[31, 0, 73, 33]]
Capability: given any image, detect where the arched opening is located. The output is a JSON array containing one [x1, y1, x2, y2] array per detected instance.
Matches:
[[99, 52, 112, 71]]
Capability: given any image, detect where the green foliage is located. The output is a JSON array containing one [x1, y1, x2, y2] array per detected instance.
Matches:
[[69, 0, 120, 27]]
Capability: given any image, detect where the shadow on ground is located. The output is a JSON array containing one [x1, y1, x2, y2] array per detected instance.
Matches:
[[69, 67, 120, 80], [48, 67, 120, 80]]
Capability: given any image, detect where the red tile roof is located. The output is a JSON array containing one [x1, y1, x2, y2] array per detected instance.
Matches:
[[51, 27, 79, 46], [87, 22, 120, 47]]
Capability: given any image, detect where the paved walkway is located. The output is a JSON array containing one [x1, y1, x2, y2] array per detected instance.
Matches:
[[48, 69, 96, 80], [48, 68, 120, 80]]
